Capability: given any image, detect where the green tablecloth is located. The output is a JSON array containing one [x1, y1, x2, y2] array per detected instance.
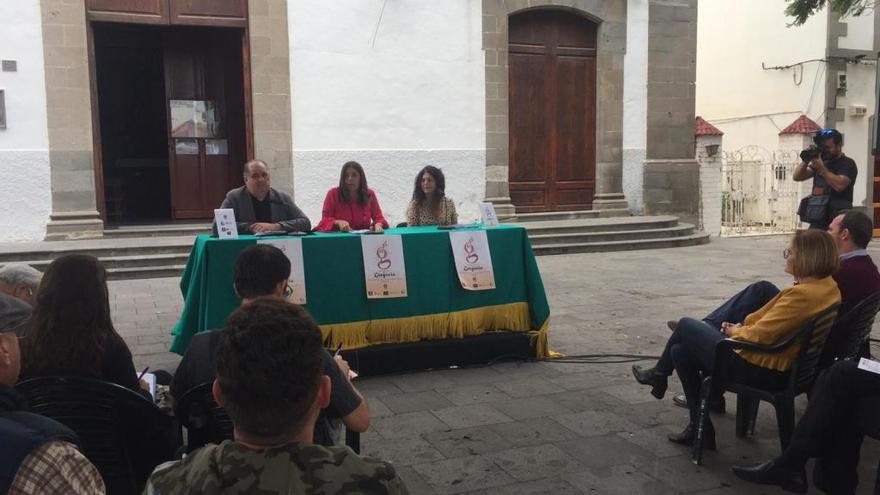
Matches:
[[169, 225, 550, 355]]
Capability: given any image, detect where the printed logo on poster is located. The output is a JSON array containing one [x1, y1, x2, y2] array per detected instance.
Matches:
[[449, 230, 495, 291], [257, 237, 307, 304], [361, 235, 408, 299]]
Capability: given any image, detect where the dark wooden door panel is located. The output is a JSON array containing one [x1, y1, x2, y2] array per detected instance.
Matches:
[[87, 0, 169, 24], [508, 9, 597, 212], [170, 0, 247, 27]]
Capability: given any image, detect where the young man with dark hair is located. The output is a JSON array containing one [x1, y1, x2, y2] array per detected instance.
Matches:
[[147, 299, 406, 494], [171, 244, 369, 445]]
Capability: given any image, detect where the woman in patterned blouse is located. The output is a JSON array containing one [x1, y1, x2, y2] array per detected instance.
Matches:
[[405, 166, 458, 226]]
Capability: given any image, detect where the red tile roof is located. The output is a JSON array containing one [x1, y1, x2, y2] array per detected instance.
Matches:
[[779, 115, 821, 135], [695, 116, 723, 136]]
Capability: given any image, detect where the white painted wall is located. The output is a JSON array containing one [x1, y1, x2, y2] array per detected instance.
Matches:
[[0, 1, 51, 242], [696, 0, 828, 154], [838, 11, 875, 50], [288, 0, 486, 225], [622, 0, 649, 213]]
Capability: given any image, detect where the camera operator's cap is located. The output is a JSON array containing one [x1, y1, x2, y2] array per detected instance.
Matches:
[[0, 293, 31, 337], [815, 128, 842, 139]]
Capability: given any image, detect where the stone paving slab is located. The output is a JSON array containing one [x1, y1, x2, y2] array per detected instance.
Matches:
[[112, 236, 880, 494]]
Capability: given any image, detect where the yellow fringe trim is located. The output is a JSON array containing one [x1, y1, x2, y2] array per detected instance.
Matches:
[[319, 302, 550, 354]]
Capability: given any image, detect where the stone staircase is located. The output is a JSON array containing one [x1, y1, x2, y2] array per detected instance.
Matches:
[[0, 213, 708, 280]]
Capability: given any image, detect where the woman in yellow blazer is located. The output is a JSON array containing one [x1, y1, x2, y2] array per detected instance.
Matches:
[[632, 229, 841, 449]]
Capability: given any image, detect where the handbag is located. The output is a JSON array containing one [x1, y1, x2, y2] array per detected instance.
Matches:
[[798, 194, 830, 224]]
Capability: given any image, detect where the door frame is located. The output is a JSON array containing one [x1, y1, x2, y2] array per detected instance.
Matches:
[[85, 3, 254, 223]]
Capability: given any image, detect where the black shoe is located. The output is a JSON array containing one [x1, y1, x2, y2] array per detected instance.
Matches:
[[672, 393, 726, 414], [731, 460, 807, 494], [667, 320, 678, 331], [667, 423, 716, 450], [632, 365, 668, 399]]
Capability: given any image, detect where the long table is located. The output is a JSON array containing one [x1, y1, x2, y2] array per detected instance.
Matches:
[[169, 225, 551, 363]]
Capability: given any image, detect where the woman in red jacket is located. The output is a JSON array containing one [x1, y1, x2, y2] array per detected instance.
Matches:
[[315, 161, 389, 232]]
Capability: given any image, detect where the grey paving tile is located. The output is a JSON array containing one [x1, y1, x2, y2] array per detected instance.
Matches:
[[556, 433, 655, 470], [391, 371, 457, 393], [431, 403, 514, 429], [412, 456, 515, 494], [367, 396, 394, 418], [553, 409, 642, 437], [616, 425, 690, 459], [371, 411, 449, 440], [490, 395, 574, 420], [382, 391, 455, 414], [488, 417, 578, 447], [542, 388, 629, 413], [635, 453, 730, 493], [489, 444, 582, 481], [395, 466, 438, 495], [436, 384, 511, 405], [356, 377, 405, 398], [423, 425, 512, 458], [463, 478, 584, 495], [563, 464, 676, 495], [494, 376, 566, 399], [361, 436, 445, 467]]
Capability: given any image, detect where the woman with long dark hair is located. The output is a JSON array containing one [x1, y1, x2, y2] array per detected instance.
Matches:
[[315, 161, 389, 232], [405, 165, 457, 226], [20, 254, 145, 393]]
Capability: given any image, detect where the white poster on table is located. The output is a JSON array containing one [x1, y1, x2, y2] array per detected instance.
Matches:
[[214, 208, 239, 239], [449, 230, 496, 290], [479, 202, 499, 227], [258, 237, 307, 304], [360, 235, 408, 299]]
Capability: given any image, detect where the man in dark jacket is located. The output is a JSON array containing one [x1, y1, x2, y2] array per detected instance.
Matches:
[[0, 294, 105, 494], [214, 159, 311, 234]]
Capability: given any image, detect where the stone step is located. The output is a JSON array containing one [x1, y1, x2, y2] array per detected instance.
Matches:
[[512, 208, 631, 223], [18, 253, 189, 272], [532, 232, 710, 255], [103, 223, 210, 239], [0, 236, 193, 264], [108, 265, 188, 280], [519, 215, 680, 235], [528, 224, 696, 246]]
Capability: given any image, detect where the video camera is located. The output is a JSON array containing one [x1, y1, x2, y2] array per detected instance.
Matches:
[[799, 128, 841, 163]]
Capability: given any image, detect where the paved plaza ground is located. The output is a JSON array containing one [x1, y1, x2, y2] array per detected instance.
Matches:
[[111, 236, 880, 494]]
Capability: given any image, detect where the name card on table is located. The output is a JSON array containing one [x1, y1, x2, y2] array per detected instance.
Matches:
[[361, 235, 408, 299], [258, 237, 307, 304], [449, 230, 496, 291], [214, 208, 239, 239], [479, 202, 499, 227]]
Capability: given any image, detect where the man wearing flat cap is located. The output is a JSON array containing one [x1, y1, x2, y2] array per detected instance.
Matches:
[[0, 294, 106, 494]]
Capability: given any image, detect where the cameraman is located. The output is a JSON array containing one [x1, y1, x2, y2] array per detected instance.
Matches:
[[794, 128, 857, 229]]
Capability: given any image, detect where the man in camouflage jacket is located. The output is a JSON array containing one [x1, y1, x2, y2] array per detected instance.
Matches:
[[144, 298, 407, 494]]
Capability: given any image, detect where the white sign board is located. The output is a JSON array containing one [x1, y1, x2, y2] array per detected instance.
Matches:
[[449, 230, 496, 290], [214, 208, 239, 239], [361, 235, 408, 299], [479, 202, 499, 227], [258, 237, 307, 304]]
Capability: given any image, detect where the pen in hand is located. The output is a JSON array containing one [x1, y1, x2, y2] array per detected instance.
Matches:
[[333, 342, 343, 357], [137, 366, 150, 381]]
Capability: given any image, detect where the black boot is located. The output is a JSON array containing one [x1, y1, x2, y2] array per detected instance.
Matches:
[[731, 460, 807, 494], [631, 365, 668, 399], [667, 422, 716, 451]]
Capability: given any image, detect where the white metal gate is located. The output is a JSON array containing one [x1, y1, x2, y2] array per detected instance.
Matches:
[[721, 146, 802, 236]]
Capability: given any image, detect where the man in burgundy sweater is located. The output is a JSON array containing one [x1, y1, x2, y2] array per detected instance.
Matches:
[[823, 209, 880, 361]]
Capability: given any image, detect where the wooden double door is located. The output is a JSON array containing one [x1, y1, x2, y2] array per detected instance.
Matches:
[[508, 10, 597, 213], [89, 0, 249, 221]]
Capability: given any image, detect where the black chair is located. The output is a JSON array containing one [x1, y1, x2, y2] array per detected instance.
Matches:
[[855, 396, 880, 495], [821, 289, 880, 365], [396, 222, 407, 228], [176, 382, 361, 453], [176, 382, 234, 453], [17, 376, 177, 495], [692, 304, 839, 465]]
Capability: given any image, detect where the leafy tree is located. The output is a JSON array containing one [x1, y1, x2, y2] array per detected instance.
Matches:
[[785, 0, 874, 25]]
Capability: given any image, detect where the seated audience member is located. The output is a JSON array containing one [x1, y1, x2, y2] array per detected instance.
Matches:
[[633, 230, 840, 449], [315, 161, 388, 232], [405, 166, 458, 226], [0, 264, 42, 306], [146, 298, 407, 494], [171, 244, 369, 445], [732, 359, 879, 495], [0, 294, 106, 494], [18, 255, 148, 395], [215, 159, 311, 235], [670, 209, 880, 410]]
